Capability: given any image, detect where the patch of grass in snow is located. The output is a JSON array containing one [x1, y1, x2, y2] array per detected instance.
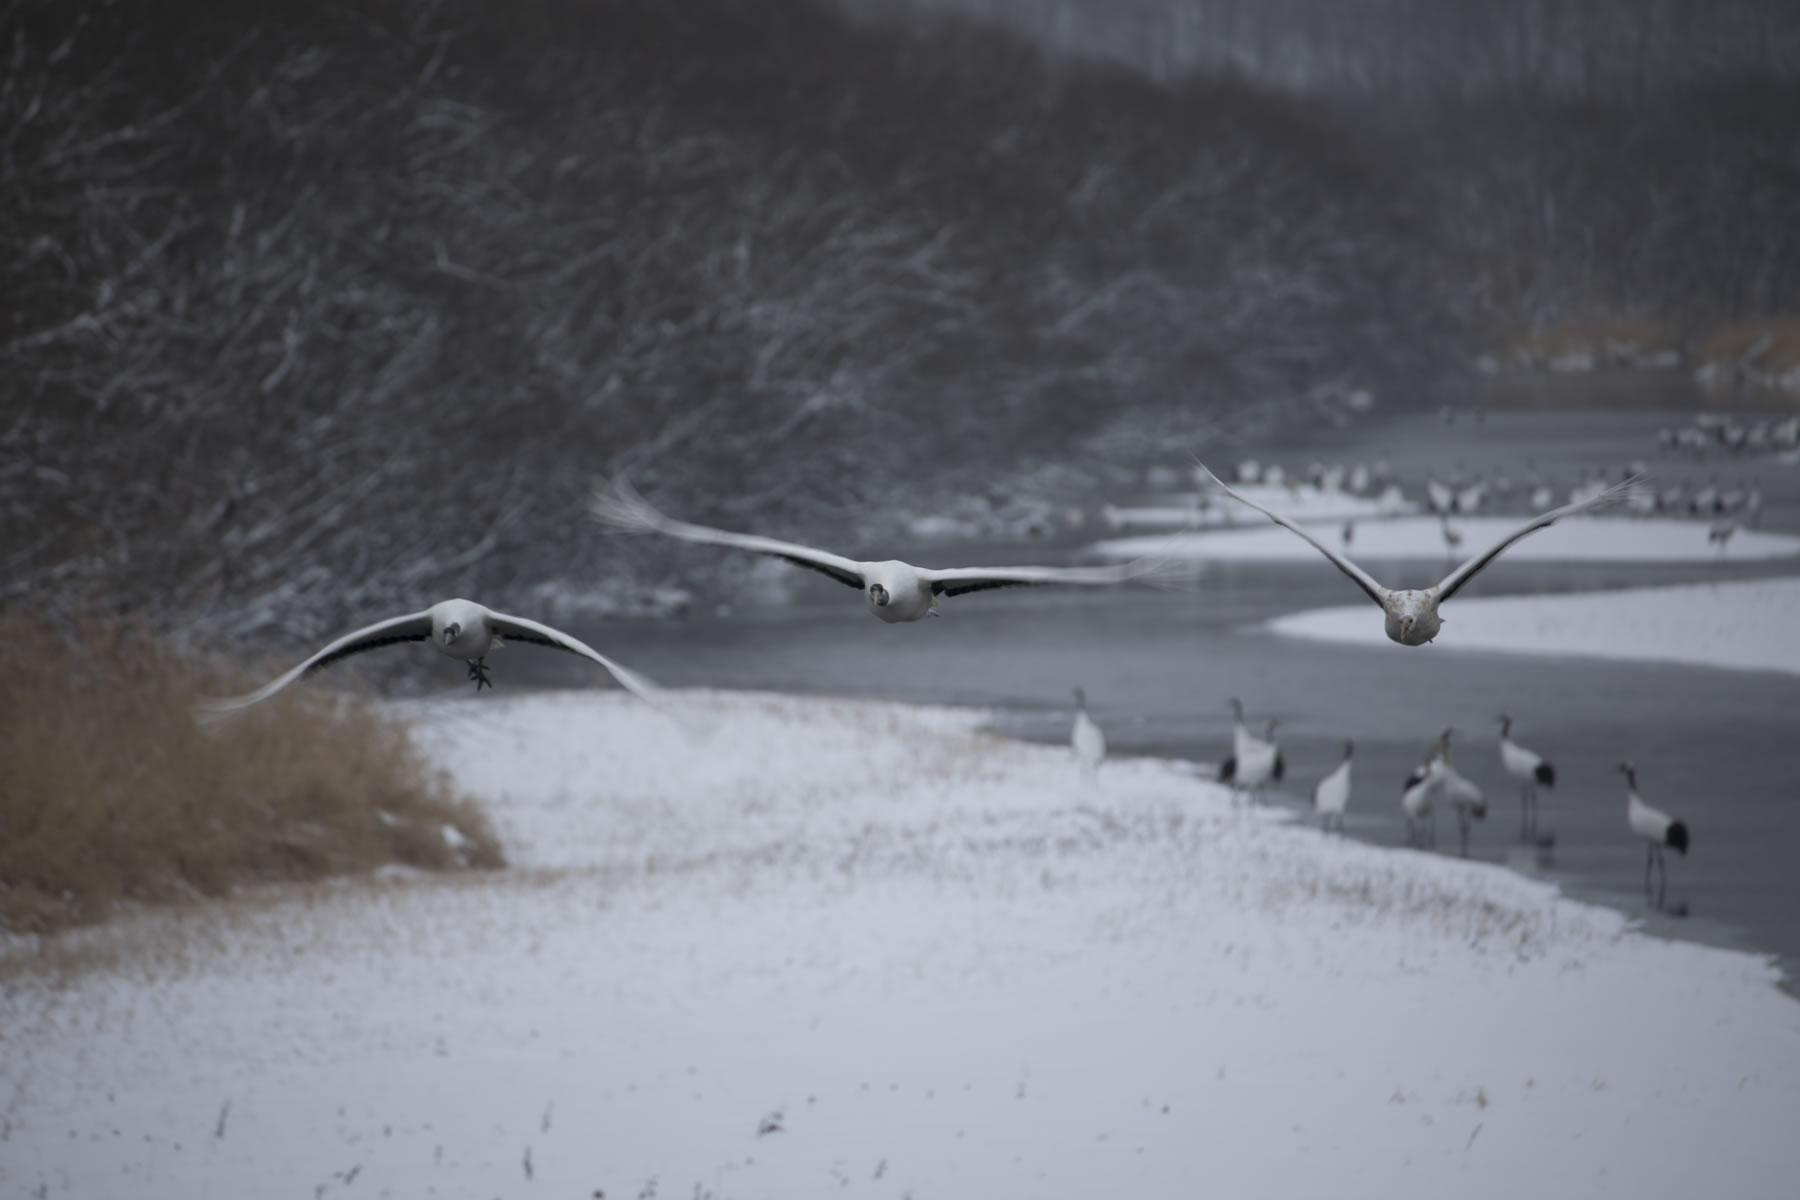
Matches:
[[1500, 314, 1800, 384], [0, 615, 503, 935], [1697, 314, 1800, 374], [1508, 317, 1681, 364], [1243, 840, 1578, 958]]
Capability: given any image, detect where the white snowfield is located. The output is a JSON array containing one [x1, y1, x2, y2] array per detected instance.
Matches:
[[1093, 514, 1800, 563], [1104, 484, 1415, 531], [6, 691, 1800, 1198], [1269, 577, 1800, 678]]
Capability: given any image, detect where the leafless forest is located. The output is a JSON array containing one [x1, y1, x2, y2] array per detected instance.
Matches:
[[5, 0, 1798, 644], [854, 0, 1800, 97]]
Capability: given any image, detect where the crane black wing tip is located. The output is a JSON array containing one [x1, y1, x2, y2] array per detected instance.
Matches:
[[1119, 555, 1202, 590], [610, 665, 665, 706], [1667, 820, 1690, 854], [614, 675, 719, 743], [191, 694, 257, 727], [588, 474, 664, 534], [1589, 474, 1649, 512], [1191, 459, 1231, 492], [494, 620, 671, 705]]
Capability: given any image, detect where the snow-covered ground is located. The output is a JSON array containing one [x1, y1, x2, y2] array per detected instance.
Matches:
[[1093, 514, 1800, 563], [1101, 484, 1415, 532], [5, 691, 1799, 1198], [1269, 577, 1800, 678]]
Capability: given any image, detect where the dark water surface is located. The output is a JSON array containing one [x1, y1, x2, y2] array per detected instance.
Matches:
[[509, 405, 1800, 985]]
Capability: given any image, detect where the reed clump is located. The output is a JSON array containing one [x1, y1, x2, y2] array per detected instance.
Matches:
[[0, 613, 503, 934]]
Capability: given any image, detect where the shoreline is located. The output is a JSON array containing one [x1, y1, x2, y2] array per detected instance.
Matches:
[[1262, 576, 1800, 680], [1092, 515, 1800, 566], [5, 689, 1796, 1196]]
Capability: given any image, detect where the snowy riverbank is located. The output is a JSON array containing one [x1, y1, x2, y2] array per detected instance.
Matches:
[[1099, 483, 1416, 532], [1093, 514, 1800, 564], [1268, 577, 1800, 679], [4, 691, 1798, 1198]]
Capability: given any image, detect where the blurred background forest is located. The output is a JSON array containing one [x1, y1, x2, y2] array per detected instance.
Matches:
[[5, 0, 1799, 644]]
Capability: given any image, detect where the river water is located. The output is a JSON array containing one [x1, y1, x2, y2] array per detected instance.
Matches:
[[511, 401, 1800, 984]]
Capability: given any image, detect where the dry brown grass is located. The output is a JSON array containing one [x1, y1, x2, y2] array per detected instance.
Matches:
[[1697, 315, 1800, 371], [1508, 317, 1682, 363], [0, 613, 503, 935]]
